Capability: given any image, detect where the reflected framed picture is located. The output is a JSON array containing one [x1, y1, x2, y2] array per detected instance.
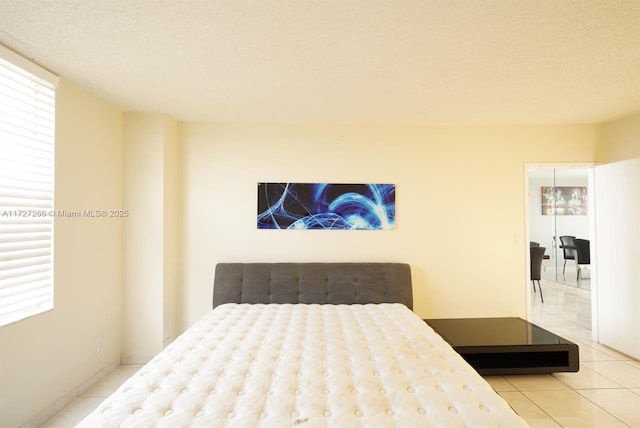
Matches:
[[257, 183, 396, 230], [541, 186, 588, 215]]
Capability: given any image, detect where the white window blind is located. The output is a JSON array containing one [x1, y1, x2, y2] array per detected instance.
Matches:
[[0, 45, 58, 326]]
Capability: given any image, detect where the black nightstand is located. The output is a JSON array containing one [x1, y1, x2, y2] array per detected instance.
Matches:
[[424, 317, 579, 375]]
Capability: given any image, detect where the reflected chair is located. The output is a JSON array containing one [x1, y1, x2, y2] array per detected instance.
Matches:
[[574, 238, 591, 281], [530, 246, 546, 303], [530, 241, 540, 247], [559, 235, 576, 275]]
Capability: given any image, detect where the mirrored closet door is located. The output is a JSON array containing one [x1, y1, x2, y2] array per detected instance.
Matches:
[[528, 167, 591, 289]]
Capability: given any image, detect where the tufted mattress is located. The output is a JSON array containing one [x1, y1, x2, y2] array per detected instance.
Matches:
[[78, 303, 528, 427]]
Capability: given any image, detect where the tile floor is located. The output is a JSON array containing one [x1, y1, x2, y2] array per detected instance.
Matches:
[[489, 279, 640, 427], [39, 279, 640, 427], [38, 366, 142, 427]]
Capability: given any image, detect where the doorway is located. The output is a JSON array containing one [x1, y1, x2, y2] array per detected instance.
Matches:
[[526, 165, 593, 333]]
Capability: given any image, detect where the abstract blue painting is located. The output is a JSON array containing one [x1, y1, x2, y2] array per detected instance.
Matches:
[[257, 183, 396, 230]]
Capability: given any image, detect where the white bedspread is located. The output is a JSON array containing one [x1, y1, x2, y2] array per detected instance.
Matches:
[[78, 304, 528, 427]]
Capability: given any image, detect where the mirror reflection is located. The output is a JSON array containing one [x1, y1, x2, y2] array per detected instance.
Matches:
[[528, 167, 591, 290]]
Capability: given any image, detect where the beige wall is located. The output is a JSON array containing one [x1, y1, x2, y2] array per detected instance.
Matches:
[[122, 113, 178, 363], [597, 112, 640, 163], [0, 80, 123, 428], [163, 117, 179, 350], [178, 123, 599, 330]]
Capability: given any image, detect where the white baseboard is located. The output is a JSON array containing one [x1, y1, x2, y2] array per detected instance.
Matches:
[[121, 355, 153, 365], [22, 361, 118, 428]]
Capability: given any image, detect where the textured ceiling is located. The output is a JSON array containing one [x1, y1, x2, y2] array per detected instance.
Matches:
[[1, 0, 639, 124]]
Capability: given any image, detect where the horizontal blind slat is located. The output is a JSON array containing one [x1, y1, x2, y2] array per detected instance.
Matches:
[[0, 296, 52, 318], [0, 223, 51, 233], [0, 237, 53, 251], [0, 285, 53, 325], [0, 197, 53, 209], [0, 186, 53, 199], [0, 249, 52, 263], [0, 261, 52, 282], [0, 295, 52, 318], [0, 217, 53, 228], [0, 276, 52, 297]]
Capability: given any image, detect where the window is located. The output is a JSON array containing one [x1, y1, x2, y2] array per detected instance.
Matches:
[[0, 45, 58, 326]]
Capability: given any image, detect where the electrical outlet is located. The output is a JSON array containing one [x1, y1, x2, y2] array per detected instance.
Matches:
[[96, 343, 104, 358]]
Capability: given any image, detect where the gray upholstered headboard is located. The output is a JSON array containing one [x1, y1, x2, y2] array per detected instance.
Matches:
[[213, 263, 413, 310]]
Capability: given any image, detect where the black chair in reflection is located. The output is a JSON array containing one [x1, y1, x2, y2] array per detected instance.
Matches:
[[559, 235, 576, 275], [574, 238, 591, 281], [530, 246, 546, 303]]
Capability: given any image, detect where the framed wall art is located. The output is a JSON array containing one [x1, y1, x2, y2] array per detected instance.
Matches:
[[541, 186, 588, 215], [257, 182, 396, 230]]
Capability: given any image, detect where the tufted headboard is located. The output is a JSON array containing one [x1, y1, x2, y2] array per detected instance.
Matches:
[[213, 263, 413, 310]]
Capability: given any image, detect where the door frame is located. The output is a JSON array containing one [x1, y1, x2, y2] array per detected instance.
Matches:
[[523, 162, 598, 341]]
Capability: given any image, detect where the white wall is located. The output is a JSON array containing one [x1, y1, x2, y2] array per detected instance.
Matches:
[[0, 80, 123, 428], [178, 123, 600, 330], [594, 112, 640, 358], [594, 158, 640, 358]]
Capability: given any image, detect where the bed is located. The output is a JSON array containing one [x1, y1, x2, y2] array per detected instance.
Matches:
[[78, 263, 528, 427]]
